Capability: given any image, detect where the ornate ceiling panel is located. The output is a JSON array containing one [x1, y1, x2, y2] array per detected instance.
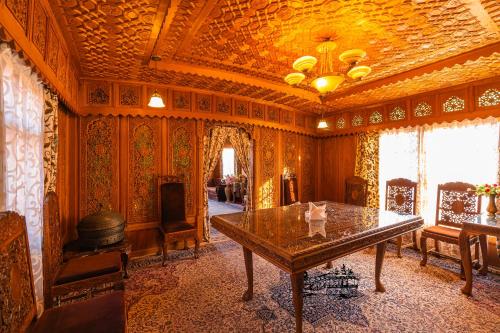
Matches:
[[50, 0, 500, 113]]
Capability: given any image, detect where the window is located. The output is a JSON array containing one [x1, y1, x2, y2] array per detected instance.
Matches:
[[0, 45, 45, 312], [379, 118, 499, 226], [222, 147, 235, 177]]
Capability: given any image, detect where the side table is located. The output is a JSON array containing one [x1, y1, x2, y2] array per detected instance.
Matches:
[[63, 237, 132, 278]]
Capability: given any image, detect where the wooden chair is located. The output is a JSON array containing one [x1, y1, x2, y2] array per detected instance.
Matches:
[[385, 178, 418, 258], [420, 182, 485, 273], [280, 174, 299, 205], [345, 176, 368, 207], [158, 175, 200, 265], [43, 192, 124, 308], [0, 211, 127, 333]]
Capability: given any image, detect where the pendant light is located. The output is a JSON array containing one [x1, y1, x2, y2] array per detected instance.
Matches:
[[148, 55, 165, 108], [317, 112, 328, 129]]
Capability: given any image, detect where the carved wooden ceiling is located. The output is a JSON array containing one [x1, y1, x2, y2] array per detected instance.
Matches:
[[50, 0, 500, 113]]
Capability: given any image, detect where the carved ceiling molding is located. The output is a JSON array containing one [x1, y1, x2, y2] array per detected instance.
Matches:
[[47, 0, 500, 112]]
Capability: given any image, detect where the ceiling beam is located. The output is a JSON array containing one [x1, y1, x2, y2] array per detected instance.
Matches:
[[324, 42, 500, 104], [154, 60, 322, 104], [145, 0, 180, 64], [460, 0, 499, 34]]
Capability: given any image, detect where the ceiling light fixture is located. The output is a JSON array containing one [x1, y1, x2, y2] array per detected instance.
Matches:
[[317, 111, 329, 129], [148, 55, 166, 108], [284, 37, 371, 101]]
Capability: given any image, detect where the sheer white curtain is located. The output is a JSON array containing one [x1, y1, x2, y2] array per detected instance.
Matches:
[[419, 118, 499, 226], [379, 118, 499, 227], [0, 44, 45, 313]]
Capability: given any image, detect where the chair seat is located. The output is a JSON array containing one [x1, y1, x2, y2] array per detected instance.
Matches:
[[423, 225, 461, 239], [32, 291, 126, 333], [56, 251, 122, 285], [162, 221, 196, 233]]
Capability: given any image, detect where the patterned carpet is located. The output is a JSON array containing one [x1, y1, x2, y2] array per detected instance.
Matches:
[[126, 237, 500, 333]]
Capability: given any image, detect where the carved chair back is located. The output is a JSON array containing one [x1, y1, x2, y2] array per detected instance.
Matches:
[[436, 182, 481, 229], [0, 211, 37, 332], [385, 178, 417, 215], [158, 175, 186, 227], [42, 191, 64, 308], [345, 176, 368, 207], [281, 174, 299, 205]]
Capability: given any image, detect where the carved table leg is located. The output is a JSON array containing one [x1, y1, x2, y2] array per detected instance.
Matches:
[[194, 237, 200, 259], [420, 236, 428, 267], [459, 230, 473, 295], [242, 247, 253, 301], [375, 241, 386, 292], [412, 230, 418, 250], [396, 236, 403, 258], [478, 234, 488, 276], [290, 272, 304, 333], [121, 251, 130, 278]]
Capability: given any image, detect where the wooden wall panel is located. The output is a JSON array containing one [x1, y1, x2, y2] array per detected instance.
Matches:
[[127, 118, 161, 224], [79, 116, 120, 219], [282, 132, 298, 176], [300, 135, 317, 202], [318, 135, 357, 203], [256, 127, 279, 209], [168, 118, 197, 217]]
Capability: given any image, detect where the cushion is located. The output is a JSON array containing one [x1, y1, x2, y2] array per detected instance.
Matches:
[[32, 291, 126, 333], [56, 252, 121, 285], [423, 225, 461, 239]]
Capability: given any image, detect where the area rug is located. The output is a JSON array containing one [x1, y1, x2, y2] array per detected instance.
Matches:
[[126, 238, 500, 333]]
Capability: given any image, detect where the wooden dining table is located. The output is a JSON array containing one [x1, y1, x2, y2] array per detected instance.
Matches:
[[210, 201, 423, 333], [459, 214, 500, 296]]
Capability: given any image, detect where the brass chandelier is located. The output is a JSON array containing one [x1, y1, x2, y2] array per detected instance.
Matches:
[[284, 39, 371, 100]]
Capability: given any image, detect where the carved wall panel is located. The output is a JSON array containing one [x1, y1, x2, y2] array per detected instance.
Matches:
[[281, 110, 293, 125], [196, 94, 212, 113], [251, 103, 265, 119], [128, 118, 161, 223], [282, 132, 297, 176], [169, 118, 196, 215], [87, 81, 112, 106], [295, 113, 305, 127], [31, 1, 47, 57], [57, 46, 67, 84], [258, 127, 278, 209], [119, 85, 141, 107], [234, 100, 249, 117], [301, 135, 316, 202], [266, 107, 280, 123], [46, 24, 59, 74], [5, 0, 29, 31], [79, 116, 119, 218], [215, 96, 232, 114], [173, 91, 191, 111]]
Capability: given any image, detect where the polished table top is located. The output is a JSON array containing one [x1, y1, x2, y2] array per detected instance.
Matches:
[[463, 214, 500, 235], [211, 201, 423, 271]]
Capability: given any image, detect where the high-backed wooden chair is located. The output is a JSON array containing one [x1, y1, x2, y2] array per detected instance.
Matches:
[[0, 211, 127, 333], [345, 176, 368, 207], [158, 175, 200, 265], [280, 174, 299, 206], [420, 182, 484, 272], [43, 192, 123, 308], [385, 178, 418, 257]]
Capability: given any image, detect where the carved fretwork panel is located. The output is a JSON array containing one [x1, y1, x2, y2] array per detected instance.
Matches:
[[32, 1, 47, 57], [87, 81, 112, 106], [295, 114, 305, 127], [119, 85, 141, 107], [128, 118, 161, 223], [438, 188, 480, 227], [234, 100, 249, 117], [169, 118, 196, 215], [196, 94, 212, 113], [0, 212, 36, 333], [57, 47, 68, 84], [267, 107, 280, 123], [251, 103, 265, 119], [6, 0, 29, 31], [281, 110, 293, 125], [282, 132, 297, 176], [215, 96, 232, 114], [46, 24, 59, 74], [386, 185, 416, 215], [173, 91, 191, 111], [79, 116, 119, 218], [258, 128, 278, 209], [300, 135, 316, 202]]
